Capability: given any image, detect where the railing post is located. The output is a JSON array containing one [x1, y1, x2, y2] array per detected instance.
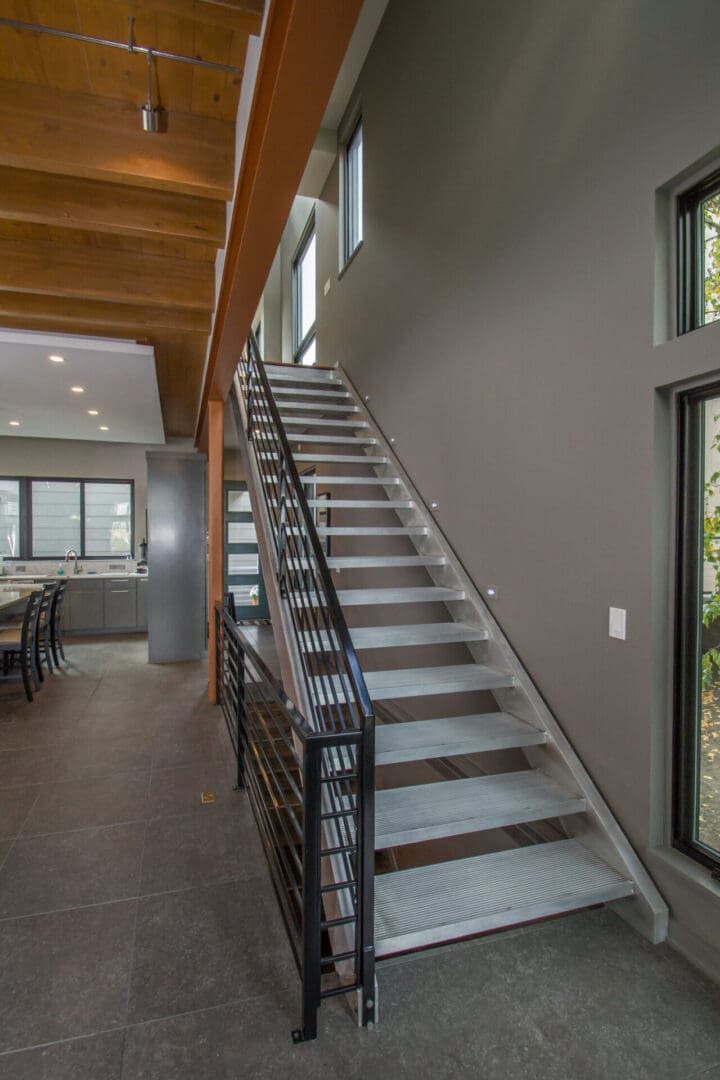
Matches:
[[236, 639, 246, 790], [358, 715, 376, 1028], [276, 453, 289, 595], [293, 737, 322, 1043], [214, 607, 223, 706]]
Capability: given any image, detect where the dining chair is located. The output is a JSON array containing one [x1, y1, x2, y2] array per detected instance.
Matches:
[[0, 590, 43, 702], [50, 579, 68, 666], [36, 582, 58, 680]]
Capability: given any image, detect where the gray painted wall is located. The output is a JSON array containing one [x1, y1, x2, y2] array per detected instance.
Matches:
[[267, 0, 720, 977]]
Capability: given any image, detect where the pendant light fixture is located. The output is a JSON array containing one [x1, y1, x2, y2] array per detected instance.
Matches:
[[141, 48, 162, 134]]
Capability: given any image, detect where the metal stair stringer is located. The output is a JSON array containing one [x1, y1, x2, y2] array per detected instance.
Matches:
[[338, 365, 669, 945]]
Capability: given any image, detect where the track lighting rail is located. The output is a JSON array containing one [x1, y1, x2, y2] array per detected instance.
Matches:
[[0, 16, 242, 74]]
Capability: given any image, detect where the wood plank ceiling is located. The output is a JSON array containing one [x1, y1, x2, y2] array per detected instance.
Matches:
[[0, 0, 264, 437]]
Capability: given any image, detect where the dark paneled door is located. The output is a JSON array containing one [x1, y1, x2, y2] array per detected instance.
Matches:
[[224, 481, 269, 620]]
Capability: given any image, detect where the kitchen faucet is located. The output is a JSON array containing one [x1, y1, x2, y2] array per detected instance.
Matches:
[[64, 549, 80, 574]]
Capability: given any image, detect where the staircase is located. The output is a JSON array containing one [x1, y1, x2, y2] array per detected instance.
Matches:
[[230, 345, 667, 1036]]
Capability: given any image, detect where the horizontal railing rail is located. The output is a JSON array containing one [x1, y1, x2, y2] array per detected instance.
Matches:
[[226, 335, 376, 1037]]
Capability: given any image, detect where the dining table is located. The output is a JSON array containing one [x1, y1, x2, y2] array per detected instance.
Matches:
[[0, 583, 36, 620]]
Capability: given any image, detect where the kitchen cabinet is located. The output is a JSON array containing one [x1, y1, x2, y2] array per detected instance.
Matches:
[[104, 578, 137, 629], [66, 580, 104, 631], [136, 577, 148, 629]]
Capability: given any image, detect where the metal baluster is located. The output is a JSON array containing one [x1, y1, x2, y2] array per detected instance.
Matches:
[[293, 735, 322, 1044], [236, 638, 246, 790]]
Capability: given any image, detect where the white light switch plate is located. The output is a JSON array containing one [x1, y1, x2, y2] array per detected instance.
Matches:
[[324, 278, 331, 296], [609, 607, 627, 640]]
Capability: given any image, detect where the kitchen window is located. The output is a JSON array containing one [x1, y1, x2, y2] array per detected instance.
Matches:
[[0, 477, 133, 559], [678, 168, 720, 334], [292, 213, 317, 366], [675, 383, 720, 877]]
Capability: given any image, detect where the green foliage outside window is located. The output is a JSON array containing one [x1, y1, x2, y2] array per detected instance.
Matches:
[[703, 194, 720, 325]]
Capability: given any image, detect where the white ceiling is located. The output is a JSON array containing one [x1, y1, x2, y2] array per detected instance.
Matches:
[[0, 330, 165, 444]]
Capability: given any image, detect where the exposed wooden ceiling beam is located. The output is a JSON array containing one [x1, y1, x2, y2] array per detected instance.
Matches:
[[154, 333, 210, 437], [0, 292, 211, 337], [0, 167, 227, 247], [0, 238, 214, 311], [0, 80, 235, 200], [197, 0, 362, 441]]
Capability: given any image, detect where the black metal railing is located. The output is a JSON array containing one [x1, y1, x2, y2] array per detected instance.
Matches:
[[215, 604, 370, 1042], [225, 334, 376, 1038]]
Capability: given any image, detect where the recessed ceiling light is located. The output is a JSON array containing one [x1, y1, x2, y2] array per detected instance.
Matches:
[[71, 386, 84, 393], [99, 425, 109, 431], [87, 409, 99, 416], [9, 420, 20, 427], [48, 354, 64, 363]]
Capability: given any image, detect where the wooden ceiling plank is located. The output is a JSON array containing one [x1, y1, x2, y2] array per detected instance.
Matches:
[[74, 2, 156, 105], [190, 22, 234, 122], [0, 79, 235, 199], [154, 333, 208, 437], [152, 11, 196, 116], [1, 0, 47, 84], [0, 237, 214, 311], [0, 292, 211, 335], [0, 167, 226, 247], [122, 0, 263, 35], [27, 0, 92, 94]]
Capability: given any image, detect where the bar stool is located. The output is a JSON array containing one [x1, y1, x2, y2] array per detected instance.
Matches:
[[0, 590, 43, 702], [50, 580, 68, 667]]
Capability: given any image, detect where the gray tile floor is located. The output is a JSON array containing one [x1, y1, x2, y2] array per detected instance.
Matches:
[[0, 635, 719, 1079]]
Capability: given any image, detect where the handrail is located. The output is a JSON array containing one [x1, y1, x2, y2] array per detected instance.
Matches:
[[242, 332, 373, 729], [231, 336, 376, 1036]]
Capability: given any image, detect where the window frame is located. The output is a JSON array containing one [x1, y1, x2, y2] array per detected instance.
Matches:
[[677, 166, 720, 335], [0, 476, 135, 560], [292, 211, 317, 366], [674, 382, 720, 877], [341, 116, 363, 269]]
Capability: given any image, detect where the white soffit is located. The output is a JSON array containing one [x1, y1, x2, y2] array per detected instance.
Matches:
[[0, 330, 165, 444], [298, 0, 390, 199]]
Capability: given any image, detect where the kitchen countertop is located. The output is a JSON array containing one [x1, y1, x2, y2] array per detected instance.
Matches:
[[1, 573, 149, 581]]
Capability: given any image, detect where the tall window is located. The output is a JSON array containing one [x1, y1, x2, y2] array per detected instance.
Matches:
[[343, 118, 363, 265], [0, 478, 133, 559], [678, 169, 720, 334], [292, 214, 316, 366], [675, 384, 720, 876]]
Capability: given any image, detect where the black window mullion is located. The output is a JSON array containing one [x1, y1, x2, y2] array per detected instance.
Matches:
[[21, 477, 31, 561], [80, 482, 86, 559]]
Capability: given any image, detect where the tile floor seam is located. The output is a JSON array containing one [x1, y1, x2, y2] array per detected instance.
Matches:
[[19, 814, 149, 840], [685, 1062, 720, 1079], [0, 836, 15, 877], [0, 989, 274, 1061], [118, 768, 153, 1080], [0, 868, 273, 924]]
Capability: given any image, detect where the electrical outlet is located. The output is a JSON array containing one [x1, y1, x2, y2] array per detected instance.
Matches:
[[609, 607, 626, 640]]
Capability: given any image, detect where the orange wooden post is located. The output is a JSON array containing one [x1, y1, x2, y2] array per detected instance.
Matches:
[[207, 397, 224, 702]]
